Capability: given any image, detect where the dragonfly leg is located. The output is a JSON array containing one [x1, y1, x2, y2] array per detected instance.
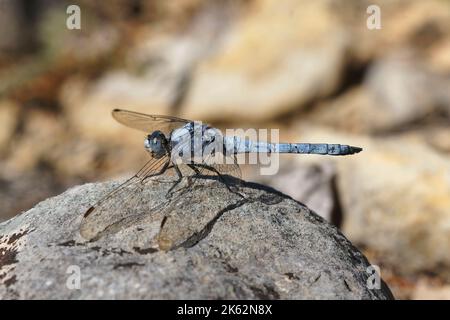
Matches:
[[166, 164, 184, 196], [140, 160, 170, 184], [187, 164, 201, 175], [150, 163, 177, 184]]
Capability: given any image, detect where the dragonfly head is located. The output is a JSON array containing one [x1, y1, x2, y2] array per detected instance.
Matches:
[[145, 130, 167, 159]]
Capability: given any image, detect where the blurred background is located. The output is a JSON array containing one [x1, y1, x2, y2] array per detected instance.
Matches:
[[1, 0, 450, 299]]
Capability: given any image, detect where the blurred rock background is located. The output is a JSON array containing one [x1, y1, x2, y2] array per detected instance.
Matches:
[[0, 0, 449, 299]]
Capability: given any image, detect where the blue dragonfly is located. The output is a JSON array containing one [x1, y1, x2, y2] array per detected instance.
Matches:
[[80, 109, 361, 240]]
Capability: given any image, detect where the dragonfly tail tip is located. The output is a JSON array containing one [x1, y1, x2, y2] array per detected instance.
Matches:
[[351, 146, 363, 154]]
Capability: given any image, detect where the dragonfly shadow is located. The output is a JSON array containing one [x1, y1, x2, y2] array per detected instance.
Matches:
[[157, 175, 297, 251], [157, 175, 245, 251]]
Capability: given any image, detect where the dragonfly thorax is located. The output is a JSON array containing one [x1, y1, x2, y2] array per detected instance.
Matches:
[[145, 130, 168, 159]]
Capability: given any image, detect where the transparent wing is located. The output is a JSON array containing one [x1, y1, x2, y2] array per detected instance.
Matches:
[[80, 156, 171, 241], [112, 109, 192, 136]]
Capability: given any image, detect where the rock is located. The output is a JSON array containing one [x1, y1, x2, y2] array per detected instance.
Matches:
[[180, 0, 349, 121], [0, 178, 392, 299]]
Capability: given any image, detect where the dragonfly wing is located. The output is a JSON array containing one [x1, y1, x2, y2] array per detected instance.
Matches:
[[112, 109, 192, 136], [80, 156, 171, 240]]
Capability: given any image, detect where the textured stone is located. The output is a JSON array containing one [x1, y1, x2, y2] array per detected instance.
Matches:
[[0, 178, 392, 299]]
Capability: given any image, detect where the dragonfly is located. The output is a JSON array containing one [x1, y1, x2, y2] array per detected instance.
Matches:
[[80, 109, 362, 241]]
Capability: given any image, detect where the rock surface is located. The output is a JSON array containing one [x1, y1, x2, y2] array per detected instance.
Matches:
[[0, 177, 393, 299]]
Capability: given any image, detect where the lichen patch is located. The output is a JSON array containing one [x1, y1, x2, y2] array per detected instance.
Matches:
[[0, 227, 32, 287]]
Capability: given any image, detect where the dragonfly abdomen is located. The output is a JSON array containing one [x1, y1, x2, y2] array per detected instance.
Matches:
[[275, 143, 362, 155], [223, 137, 362, 155]]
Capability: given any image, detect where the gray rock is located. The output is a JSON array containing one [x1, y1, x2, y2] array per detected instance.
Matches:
[[0, 178, 393, 299]]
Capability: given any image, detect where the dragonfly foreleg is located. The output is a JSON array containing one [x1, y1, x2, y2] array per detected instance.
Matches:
[[166, 164, 184, 196], [187, 164, 201, 175], [140, 160, 170, 184]]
